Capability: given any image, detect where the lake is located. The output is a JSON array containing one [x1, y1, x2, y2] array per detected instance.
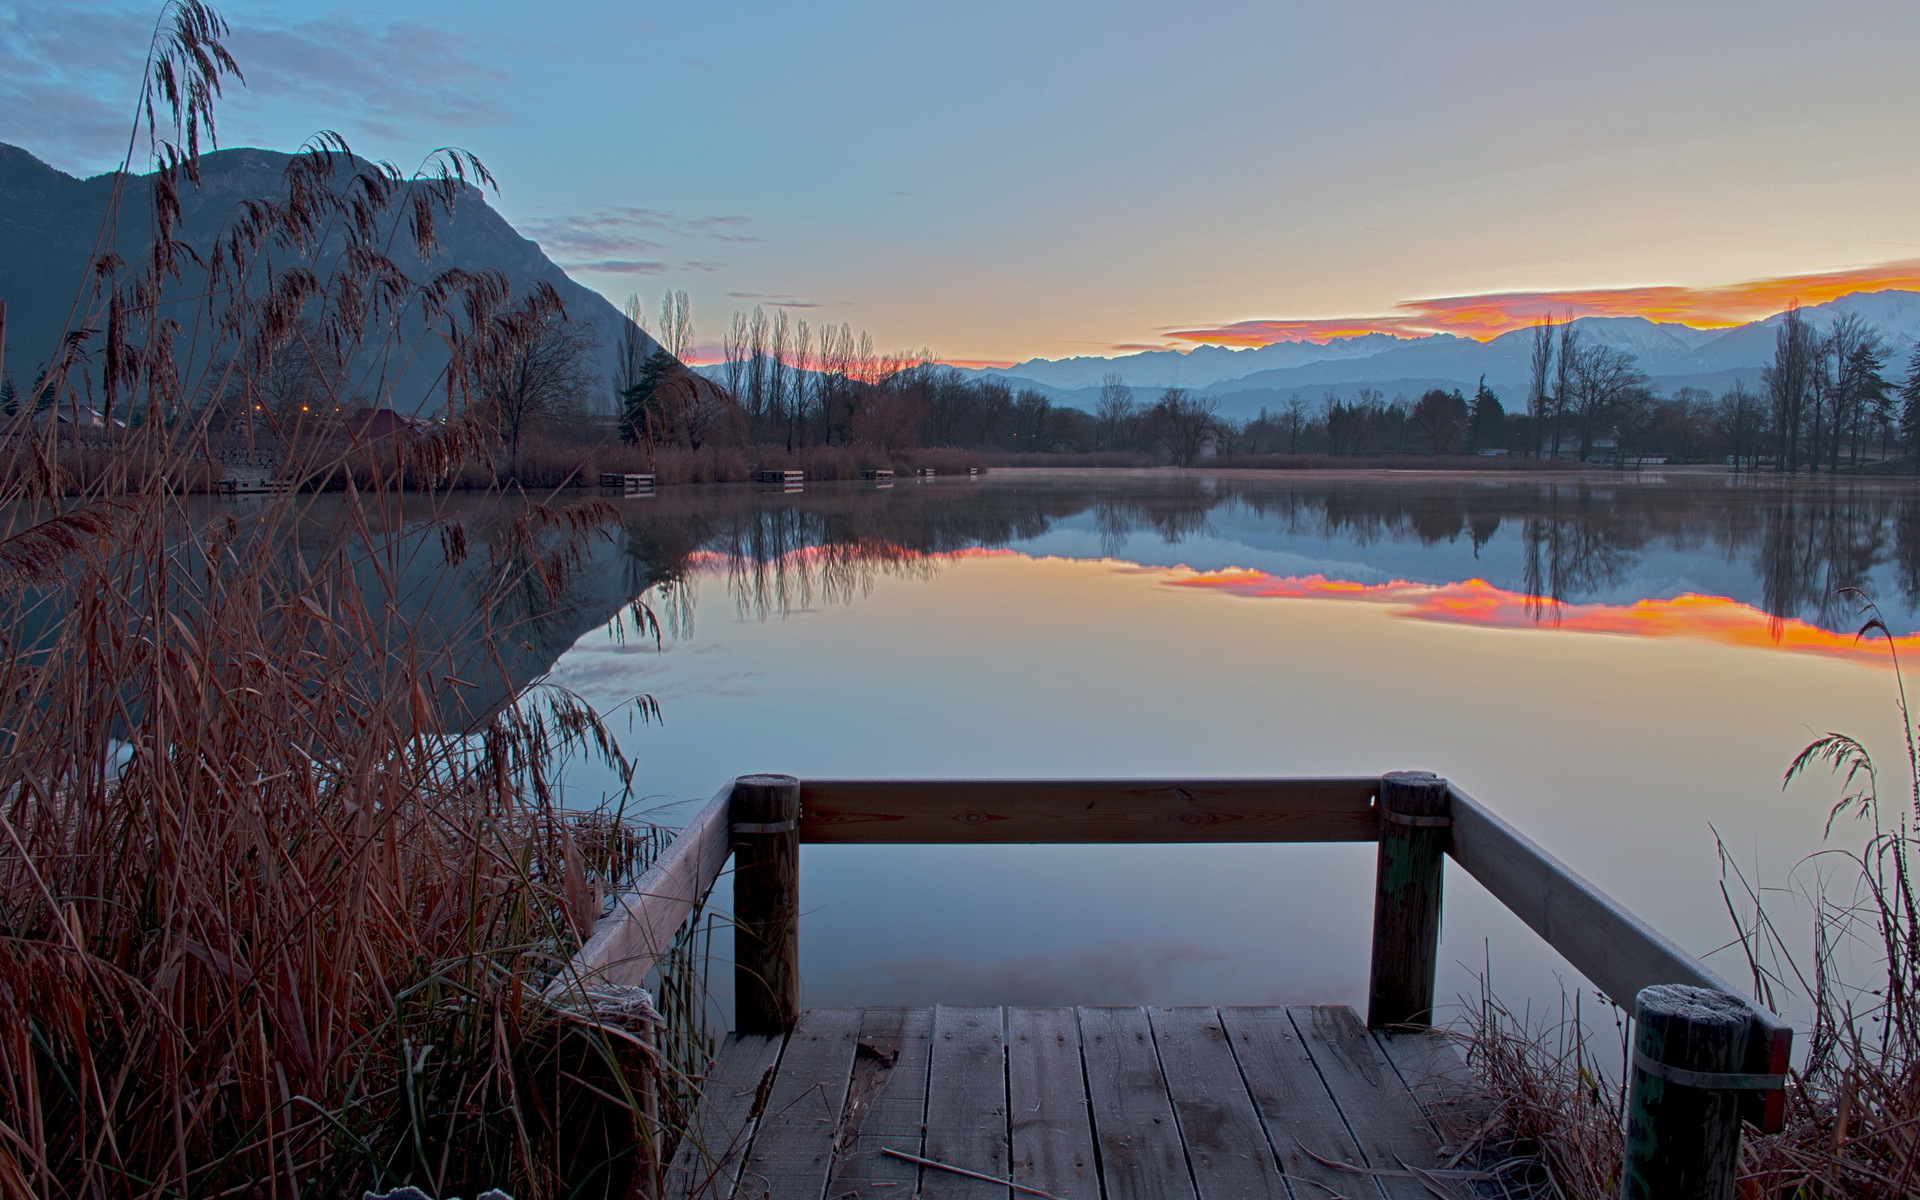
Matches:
[[532, 468, 1920, 1027]]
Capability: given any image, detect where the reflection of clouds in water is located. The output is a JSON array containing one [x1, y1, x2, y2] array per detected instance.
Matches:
[[546, 645, 763, 702], [866, 940, 1233, 1006]]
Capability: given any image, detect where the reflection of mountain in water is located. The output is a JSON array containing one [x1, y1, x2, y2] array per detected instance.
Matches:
[[482, 474, 1920, 708]]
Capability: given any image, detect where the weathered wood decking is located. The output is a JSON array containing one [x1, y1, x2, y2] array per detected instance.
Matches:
[[664, 1004, 1482, 1200]]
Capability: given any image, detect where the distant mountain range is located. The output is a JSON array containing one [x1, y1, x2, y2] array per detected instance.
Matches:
[[967, 292, 1920, 420], [0, 142, 654, 410]]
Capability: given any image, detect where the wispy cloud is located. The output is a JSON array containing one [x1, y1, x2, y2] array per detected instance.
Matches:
[[724, 291, 844, 309], [1165, 260, 1920, 347], [0, 7, 511, 172], [559, 260, 669, 276], [522, 207, 757, 255], [224, 19, 510, 141]]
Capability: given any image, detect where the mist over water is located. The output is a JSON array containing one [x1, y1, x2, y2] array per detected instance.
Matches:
[[527, 469, 1920, 1022]]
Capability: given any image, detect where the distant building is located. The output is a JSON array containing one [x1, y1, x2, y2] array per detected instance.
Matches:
[[343, 406, 426, 440]]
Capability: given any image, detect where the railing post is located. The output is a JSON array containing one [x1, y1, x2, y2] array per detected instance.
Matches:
[[1622, 985, 1756, 1200], [732, 773, 801, 1035], [1367, 771, 1449, 1029]]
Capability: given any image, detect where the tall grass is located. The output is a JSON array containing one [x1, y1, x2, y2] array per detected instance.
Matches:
[[0, 6, 691, 1197], [1448, 600, 1920, 1197]]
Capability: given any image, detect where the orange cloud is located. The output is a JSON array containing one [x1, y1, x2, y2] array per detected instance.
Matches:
[[1171, 570, 1908, 664], [1165, 260, 1920, 346]]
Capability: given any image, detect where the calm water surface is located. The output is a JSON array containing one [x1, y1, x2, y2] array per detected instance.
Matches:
[[535, 468, 1920, 1023]]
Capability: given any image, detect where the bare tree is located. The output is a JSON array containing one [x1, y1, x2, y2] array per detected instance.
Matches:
[[1549, 320, 1579, 459], [1149, 387, 1219, 465], [1566, 342, 1646, 460], [1282, 396, 1309, 453], [1095, 373, 1136, 450], [1527, 317, 1555, 456], [1765, 305, 1816, 471], [478, 315, 598, 460]]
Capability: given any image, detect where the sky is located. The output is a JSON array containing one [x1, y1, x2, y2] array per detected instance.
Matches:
[[4, 0, 1920, 364]]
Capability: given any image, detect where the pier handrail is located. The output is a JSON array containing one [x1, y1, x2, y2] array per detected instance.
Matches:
[[555, 771, 1792, 1139]]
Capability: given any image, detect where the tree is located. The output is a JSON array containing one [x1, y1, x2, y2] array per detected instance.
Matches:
[[1901, 346, 1920, 472], [1826, 314, 1889, 469], [478, 315, 598, 460], [1527, 318, 1555, 457], [1410, 388, 1468, 455], [1148, 387, 1219, 465], [1095, 373, 1137, 451], [1764, 305, 1816, 471], [1468, 377, 1505, 451], [1281, 396, 1310, 453], [1565, 341, 1646, 460], [1717, 381, 1764, 469]]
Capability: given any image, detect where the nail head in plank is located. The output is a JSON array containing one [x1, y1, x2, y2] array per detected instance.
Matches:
[[1148, 1008, 1290, 1200], [1214, 1006, 1374, 1200], [740, 1008, 864, 1200], [924, 1006, 1011, 1200], [1007, 1008, 1099, 1200], [1287, 1006, 1443, 1200], [664, 1032, 788, 1200], [1077, 1006, 1198, 1200]]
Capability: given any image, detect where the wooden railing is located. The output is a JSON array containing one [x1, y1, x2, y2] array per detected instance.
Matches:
[[552, 771, 1795, 1198]]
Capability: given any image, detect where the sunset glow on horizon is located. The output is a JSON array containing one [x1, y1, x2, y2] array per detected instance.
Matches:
[[689, 542, 1901, 665], [1172, 569, 1906, 664], [1164, 261, 1920, 348]]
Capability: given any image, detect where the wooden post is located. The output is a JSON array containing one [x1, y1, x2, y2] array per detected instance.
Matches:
[[1622, 985, 1755, 1200], [1367, 771, 1450, 1029], [732, 773, 801, 1034]]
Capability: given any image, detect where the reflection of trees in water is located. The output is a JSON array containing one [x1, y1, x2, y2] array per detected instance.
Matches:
[[596, 475, 1920, 643]]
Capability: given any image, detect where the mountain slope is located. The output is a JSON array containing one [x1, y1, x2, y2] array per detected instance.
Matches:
[[0, 143, 653, 410], [983, 298, 1920, 416]]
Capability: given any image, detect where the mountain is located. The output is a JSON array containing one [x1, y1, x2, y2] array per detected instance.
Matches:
[[974, 296, 1920, 419], [974, 333, 1442, 392], [0, 142, 654, 410]]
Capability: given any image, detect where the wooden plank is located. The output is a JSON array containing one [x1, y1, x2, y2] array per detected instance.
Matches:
[[664, 1032, 788, 1200], [923, 1006, 1010, 1200], [1288, 1006, 1442, 1200], [1215, 1006, 1376, 1200], [825, 1008, 935, 1200], [548, 782, 734, 996], [1077, 1006, 1197, 1200], [1374, 1030, 1494, 1163], [799, 778, 1381, 844], [1147, 1008, 1288, 1200], [1446, 784, 1795, 1091], [739, 1008, 864, 1200], [1007, 1008, 1099, 1200]]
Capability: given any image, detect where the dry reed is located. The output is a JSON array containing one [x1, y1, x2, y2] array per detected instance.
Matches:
[[0, 7, 689, 1197], [1448, 599, 1920, 1197]]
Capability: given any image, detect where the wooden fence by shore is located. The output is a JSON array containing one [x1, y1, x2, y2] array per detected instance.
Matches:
[[551, 772, 1791, 1199]]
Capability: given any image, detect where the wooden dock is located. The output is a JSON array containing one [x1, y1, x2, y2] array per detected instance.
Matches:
[[666, 1004, 1476, 1200], [552, 774, 1796, 1200]]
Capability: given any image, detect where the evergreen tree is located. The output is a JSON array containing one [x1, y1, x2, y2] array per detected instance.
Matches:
[[1901, 346, 1920, 471], [1468, 376, 1505, 451], [619, 349, 677, 444], [0, 378, 15, 417]]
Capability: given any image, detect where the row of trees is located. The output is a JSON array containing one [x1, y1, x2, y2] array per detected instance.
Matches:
[[358, 293, 1920, 470]]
